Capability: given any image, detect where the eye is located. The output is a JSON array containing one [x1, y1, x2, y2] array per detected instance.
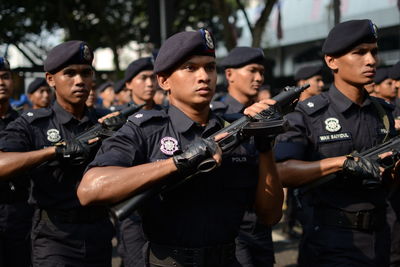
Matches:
[[183, 64, 196, 71], [205, 64, 216, 72]]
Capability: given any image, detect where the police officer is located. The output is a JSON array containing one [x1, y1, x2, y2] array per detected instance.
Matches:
[[0, 57, 34, 267], [125, 57, 158, 110], [212, 46, 275, 267], [373, 68, 395, 103], [97, 81, 116, 110], [27, 77, 53, 109], [114, 79, 132, 109], [389, 62, 400, 131], [294, 65, 325, 101], [274, 19, 397, 266], [0, 41, 114, 266], [78, 29, 283, 267], [117, 57, 160, 267]]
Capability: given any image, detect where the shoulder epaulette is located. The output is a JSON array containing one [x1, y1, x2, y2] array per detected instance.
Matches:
[[297, 93, 329, 115], [20, 108, 52, 123], [371, 96, 395, 111], [210, 101, 227, 112], [127, 109, 168, 126]]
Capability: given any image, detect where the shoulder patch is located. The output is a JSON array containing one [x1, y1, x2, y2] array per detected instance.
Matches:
[[127, 109, 168, 126], [21, 108, 52, 123], [210, 101, 227, 112], [371, 96, 395, 111], [297, 94, 329, 115]]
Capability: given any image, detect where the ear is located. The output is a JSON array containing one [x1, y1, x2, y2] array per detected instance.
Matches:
[[157, 74, 171, 93], [324, 55, 338, 71], [225, 68, 233, 83], [46, 72, 56, 88]]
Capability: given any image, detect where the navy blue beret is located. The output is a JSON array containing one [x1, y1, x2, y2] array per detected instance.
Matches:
[[96, 82, 113, 93], [44, 40, 94, 74], [114, 79, 126, 94], [389, 61, 400, 80], [27, 78, 48, 94], [294, 65, 323, 81], [322, 19, 377, 55], [154, 29, 215, 74], [0, 57, 10, 71], [221, 47, 265, 68], [374, 68, 390, 84], [124, 57, 153, 82]]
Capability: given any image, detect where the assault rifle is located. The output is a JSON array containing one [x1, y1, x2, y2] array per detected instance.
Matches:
[[55, 103, 145, 165], [110, 84, 310, 220], [293, 134, 400, 208]]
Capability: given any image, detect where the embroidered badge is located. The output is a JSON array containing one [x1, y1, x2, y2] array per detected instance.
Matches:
[[47, 129, 61, 143], [135, 113, 143, 118], [318, 132, 351, 143], [160, 136, 179, 155], [324, 117, 341, 132], [307, 102, 314, 108], [26, 112, 34, 117]]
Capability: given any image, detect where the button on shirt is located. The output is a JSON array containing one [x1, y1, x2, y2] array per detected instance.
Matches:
[[274, 85, 396, 211], [0, 101, 99, 209], [88, 105, 259, 247]]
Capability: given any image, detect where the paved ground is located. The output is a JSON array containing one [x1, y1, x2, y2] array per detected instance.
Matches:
[[111, 220, 300, 267]]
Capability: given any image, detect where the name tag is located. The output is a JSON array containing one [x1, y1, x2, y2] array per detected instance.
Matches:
[[318, 132, 352, 143]]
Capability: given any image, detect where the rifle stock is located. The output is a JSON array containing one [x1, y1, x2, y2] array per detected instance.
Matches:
[[110, 84, 310, 220]]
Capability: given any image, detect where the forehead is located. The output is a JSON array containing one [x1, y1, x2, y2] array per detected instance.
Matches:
[[135, 70, 154, 77], [349, 42, 378, 52], [240, 63, 264, 69], [0, 70, 11, 76]]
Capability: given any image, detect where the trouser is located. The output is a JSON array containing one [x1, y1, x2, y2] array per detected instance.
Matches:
[[0, 202, 34, 267], [31, 209, 114, 267], [117, 212, 147, 267], [235, 211, 274, 267], [300, 207, 390, 267]]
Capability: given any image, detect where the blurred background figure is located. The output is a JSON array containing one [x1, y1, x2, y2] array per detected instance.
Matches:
[[113, 79, 132, 110], [294, 65, 324, 101], [97, 81, 115, 111], [365, 82, 376, 96], [373, 67, 395, 103], [153, 87, 168, 107], [27, 77, 52, 109]]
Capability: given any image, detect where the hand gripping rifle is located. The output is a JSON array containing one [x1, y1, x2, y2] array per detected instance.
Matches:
[[54, 103, 145, 165], [293, 134, 400, 209], [110, 84, 310, 220]]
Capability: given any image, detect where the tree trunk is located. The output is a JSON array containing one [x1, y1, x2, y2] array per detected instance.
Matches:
[[212, 0, 237, 51], [252, 0, 277, 47], [111, 45, 121, 73]]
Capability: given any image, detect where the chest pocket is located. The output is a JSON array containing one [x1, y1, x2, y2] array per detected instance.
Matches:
[[316, 132, 354, 158]]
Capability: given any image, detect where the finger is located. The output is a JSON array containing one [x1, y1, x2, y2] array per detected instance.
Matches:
[[212, 153, 222, 167], [87, 137, 100, 144], [213, 132, 229, 142], [98, 111, 121, 123], [378, 151, 393, 159]]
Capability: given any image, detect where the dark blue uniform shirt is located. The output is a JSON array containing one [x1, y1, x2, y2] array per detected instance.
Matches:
[[88, 105, 259, 247], [274, 85, 396, 212], [0, 101, 99, 209], [0, 106, 19, 131]]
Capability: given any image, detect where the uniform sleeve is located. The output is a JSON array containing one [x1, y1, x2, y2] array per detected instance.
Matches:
[[86, 121, 147, 169], [274, 111, 310, 162], [0, 117, 33, 152]]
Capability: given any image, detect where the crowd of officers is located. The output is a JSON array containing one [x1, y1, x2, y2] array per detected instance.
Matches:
[[0, 18, 399, 267]]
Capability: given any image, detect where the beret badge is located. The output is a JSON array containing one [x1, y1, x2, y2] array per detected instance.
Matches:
[[370, 22, 378, 39], [202, 29, 214, 50], [81, 44, 93, 62]]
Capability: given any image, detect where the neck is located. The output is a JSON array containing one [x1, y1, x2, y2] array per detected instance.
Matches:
[[132, 95, 155, 110], [228, 88, 254, 108], [334, 79, 365, 106], [0, 101, 9, 118], [102, 99, 112, 108], [57, 100, 85, 120], [171, 101, 210, 125]]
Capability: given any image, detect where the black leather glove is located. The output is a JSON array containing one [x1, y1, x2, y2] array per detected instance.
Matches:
[[55, 139, 90, 165], [173, 139, 219, 177], [103, 114, 127, 130], [343, 155, 382, 188]]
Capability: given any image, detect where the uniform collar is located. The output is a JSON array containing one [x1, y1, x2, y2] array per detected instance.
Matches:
[[168, 105, 223, 136], [4, 105, 19, 120], [329, 84, 373, 113], [53, 101, 95, 125], [224, 94, 245, 113]]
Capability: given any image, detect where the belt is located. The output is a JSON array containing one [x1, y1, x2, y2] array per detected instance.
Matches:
[[149, 242, 236, 267], [314, 207, 386, 231], [39, 207, 109, 224]]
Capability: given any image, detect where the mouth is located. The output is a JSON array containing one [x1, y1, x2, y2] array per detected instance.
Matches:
[[196, 87, 212, 95], [363, 70, 376, 77], [72, 88, 89, 96]]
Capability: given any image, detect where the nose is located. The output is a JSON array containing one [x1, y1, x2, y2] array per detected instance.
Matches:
[[366, 52, 377, 66], [197, 67, 210, 83], [254, 72, 263, 82]]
